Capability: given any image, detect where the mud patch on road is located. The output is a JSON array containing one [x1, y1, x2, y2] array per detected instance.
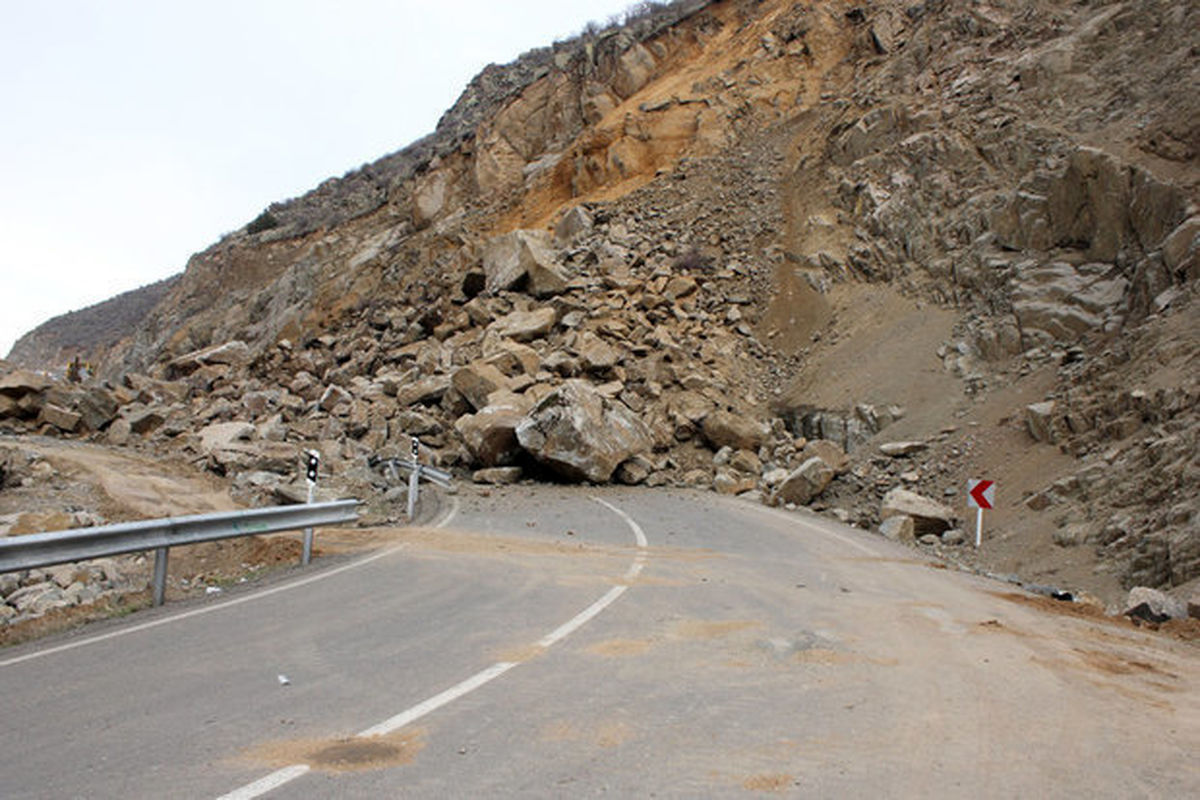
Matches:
[[541, 719, 634, 749], [670, 619, 762, 640], [743, 773, 795, 792], [1073, 648, 1180, 681], [493, 644, 546, 663], [994, 590, 1200, 644], [243, 729, 425, 773], [587, 638, 653, 657], [397, 527, 627, 562]]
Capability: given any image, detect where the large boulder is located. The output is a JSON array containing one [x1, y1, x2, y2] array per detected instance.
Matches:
[[702, 410, 769, 452], [1124, 586, 1187, 623], [0, 369, 51, 397], [452, 362, 513, 411], [555, 206, 594, 246], [515, 380, 652, 483], [455, 399, 529, 467], [71, 386, 120, 431], [881, 488, 956, 537], [482, 230, 569, 297], [1025, 401, 1060, 444], [773, 457, 834, 506], [798, 439, 849, 473], [198, 421, 256, 454], [487, 307, 558, 342], [38, 403, 81, 433], [167, 340, 251, 377]]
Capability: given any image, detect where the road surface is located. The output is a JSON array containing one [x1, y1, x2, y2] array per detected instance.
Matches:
[[1, 487, 1196, 797]]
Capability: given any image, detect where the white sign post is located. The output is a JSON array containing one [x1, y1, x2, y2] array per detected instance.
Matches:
[[966, 479, 995, 548]]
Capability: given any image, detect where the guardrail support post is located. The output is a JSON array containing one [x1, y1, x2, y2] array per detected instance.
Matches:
[[407, 467, 420, 521], [302, 480, 315, 566], [153, 546, 169, 607]]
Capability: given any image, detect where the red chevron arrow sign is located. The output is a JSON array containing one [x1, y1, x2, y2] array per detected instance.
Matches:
[[967, 479, 995, 510]]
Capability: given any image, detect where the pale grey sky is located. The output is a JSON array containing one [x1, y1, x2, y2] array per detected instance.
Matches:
[[0, 0, 638, 358]]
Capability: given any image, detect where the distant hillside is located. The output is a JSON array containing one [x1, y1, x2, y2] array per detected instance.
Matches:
[[5, 275, 179, 372]]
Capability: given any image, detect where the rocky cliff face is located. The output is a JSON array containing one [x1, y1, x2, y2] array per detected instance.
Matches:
[[3, 0, 1197, 608]]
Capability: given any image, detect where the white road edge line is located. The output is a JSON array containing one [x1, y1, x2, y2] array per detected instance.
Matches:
[[217, 765, 311, 800], [0, 496, 461, 669], [752, 501, 882, 557], [216, 495, 648, 800]]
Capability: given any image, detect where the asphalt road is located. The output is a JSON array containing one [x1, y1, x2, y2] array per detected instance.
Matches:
[[1, 487, 1196, 798]]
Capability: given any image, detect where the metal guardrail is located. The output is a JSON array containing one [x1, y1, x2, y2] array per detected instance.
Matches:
[[370, 454, 453, 521], [0, 500, 359, 606]]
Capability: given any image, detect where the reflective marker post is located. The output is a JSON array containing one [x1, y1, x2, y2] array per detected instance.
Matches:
[[302, 449, 320, 565], [407, 438, 420, 522]]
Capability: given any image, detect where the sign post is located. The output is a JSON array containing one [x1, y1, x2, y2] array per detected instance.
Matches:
[[966, 479, 995, 548], [302, 449, 320, 565]]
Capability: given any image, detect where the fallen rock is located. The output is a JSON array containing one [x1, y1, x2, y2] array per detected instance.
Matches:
[[702, 410, 769, 452], [455, 402, 527, 467], [555, 206, 594, 246], [515, 379, 651, 483], [713, 468, 756, 495], [487, 307, 558, 342], [473, 466, 523, 485], [798, 439, 849, 473], [774, 457, 834, 506], [615, 455, 654, 486], [881, 488, 956, 537], [941, 528, 965, 546], [167, 340, 251, 376], [0, 369, 52, 397], [1124, 586, 1187, 623], [577, 333, 620, 372], [1025, 401, 1059, 444], [199, 421, 256, 454], [452, 362, 513, 411], [395, 375, 452, 406], [482, 229, 568, 297], [71, 387, 120, 431], [126, 407, 167, 436], [879, 515, 915, 543], [38, 403, 81, 433], [879, 441, 928, 457], [319, 384, 352, 413]]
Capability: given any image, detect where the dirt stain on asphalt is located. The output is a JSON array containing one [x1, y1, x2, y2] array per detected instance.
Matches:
[[243, 729, 425, 773], [1073, 648, 1180, 681], [587, 638, 654, 657], [541, 719, 634, 749], [994, 591, 1200, 643], [670, 619, 762, 640], [494, 644, 546, 663], [743, 773, 795, 792]]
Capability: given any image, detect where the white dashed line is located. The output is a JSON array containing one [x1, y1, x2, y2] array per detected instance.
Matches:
[[216, 496, 649, 799]]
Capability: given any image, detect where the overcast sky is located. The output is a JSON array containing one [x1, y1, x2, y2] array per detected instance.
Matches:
[[0, 0, 639, 359]]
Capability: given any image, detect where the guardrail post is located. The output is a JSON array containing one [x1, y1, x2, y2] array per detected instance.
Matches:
[[407, 467, 420, 521], [407, 436, 421, 521], [153, 546, 169, 607], [301, 481, 315, 566]]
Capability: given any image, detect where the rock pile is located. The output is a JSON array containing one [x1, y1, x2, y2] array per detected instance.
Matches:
[[2, 0, 1198, 612]]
